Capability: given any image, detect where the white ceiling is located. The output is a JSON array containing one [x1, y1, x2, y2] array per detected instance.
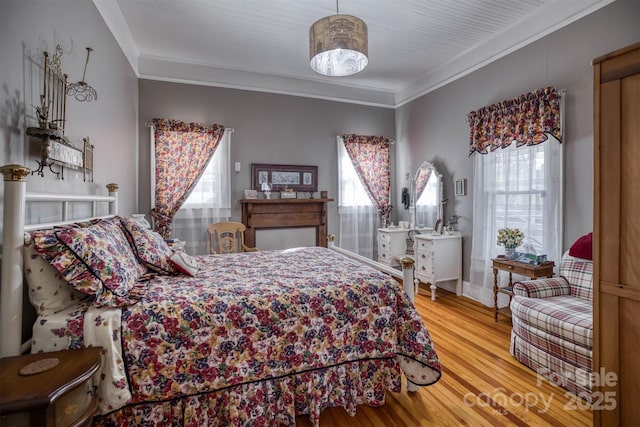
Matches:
[[94, 0, 614, 108]]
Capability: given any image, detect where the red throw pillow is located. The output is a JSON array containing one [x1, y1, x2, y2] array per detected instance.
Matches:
[[569, 232, 592, 260]]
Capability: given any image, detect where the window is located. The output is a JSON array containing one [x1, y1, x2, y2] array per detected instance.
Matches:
[[493, 144, 547, 247], [339, 147, 373, 206], [181, 134, 230, 209], [470, 140, 562, 304], [172, 132, 231, 255], [337, 139, 377, 258]]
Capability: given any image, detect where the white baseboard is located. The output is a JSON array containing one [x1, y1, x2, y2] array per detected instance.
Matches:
[[420, 280, 511, 309], [461, 280, 489, 306]]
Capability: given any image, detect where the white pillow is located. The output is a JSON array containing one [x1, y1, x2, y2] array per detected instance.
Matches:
[[24, 232, 88, 315], [169, 251, 199, 277]]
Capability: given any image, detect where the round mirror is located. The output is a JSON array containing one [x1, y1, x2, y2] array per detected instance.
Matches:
[[410, 161, 443, 231]]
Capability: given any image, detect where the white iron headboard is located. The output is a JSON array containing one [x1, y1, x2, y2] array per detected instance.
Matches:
[[0, 164, 119, 357]]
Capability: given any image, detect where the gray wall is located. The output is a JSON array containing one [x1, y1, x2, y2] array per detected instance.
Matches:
[[0, 0, 139, 222], [395, 0, 640, 301], [138, 80, 396, 244], [2, 0, 638, 304], [0, 0, 138, 344]]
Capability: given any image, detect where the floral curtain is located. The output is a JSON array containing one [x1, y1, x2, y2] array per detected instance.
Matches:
[[414, 168, 432, 201], [151, 119, 225, 238], [467, 86, 562, 156], [341, 134, 392, 225]]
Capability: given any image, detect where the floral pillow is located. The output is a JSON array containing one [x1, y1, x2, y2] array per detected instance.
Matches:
[[24, 232, 89, 315], [119, 216, 177, 275], [34, 218, 148, 308]]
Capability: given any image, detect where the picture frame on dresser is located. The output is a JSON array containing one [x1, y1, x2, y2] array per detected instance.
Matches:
[[251, 163, 317, 192], [280, 190, 297, 199], [244, 189, 258, 199]]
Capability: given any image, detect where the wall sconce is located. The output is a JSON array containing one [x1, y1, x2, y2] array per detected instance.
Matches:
[[26, 47, 93, 180]]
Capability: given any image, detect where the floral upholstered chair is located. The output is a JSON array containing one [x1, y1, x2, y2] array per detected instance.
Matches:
[[509, 233, 593, 402]]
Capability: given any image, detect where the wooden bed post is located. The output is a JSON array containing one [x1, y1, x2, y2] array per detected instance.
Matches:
[[1, 164, 30, 357]]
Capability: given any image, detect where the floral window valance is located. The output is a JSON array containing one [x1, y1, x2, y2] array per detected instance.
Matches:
[[467, 86, 562, 156]]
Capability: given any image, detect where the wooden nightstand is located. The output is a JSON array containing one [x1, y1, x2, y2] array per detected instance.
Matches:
[[0, 347, 102, 427], [492, 258, 555, 322]]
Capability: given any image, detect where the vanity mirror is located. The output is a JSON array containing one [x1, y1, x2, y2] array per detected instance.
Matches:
[[410, 161, 444, 232], [377, 161, 445, 267]]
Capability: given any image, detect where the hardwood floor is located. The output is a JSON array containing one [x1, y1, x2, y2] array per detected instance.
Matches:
[[296, 287, 592, 426]]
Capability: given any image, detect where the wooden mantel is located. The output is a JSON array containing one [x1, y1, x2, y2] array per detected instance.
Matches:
[[240, 198, 334, 248]]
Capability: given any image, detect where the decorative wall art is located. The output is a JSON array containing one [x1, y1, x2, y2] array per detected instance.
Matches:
[[251, 163, 318, 192], [25, 45, 96, 180], [455, 178, 467, 196]]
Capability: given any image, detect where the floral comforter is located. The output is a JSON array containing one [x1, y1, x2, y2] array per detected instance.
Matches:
[[97, 247, 441, 426]]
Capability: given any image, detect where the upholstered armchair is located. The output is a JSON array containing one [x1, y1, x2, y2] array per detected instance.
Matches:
[[509, 239, 593, 402]]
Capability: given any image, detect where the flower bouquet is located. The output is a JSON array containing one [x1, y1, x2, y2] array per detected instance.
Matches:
[[497, 227, 524, 259]]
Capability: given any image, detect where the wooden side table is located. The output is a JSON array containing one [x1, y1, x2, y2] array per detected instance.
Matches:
[[0, 347, 102, 427], [492, 257, 555, 322]]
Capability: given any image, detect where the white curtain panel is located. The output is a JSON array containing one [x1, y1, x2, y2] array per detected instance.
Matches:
[[172, 131, 231, 255], [415, 174, 439, 228], [337, 138, 377, 259], [469, 139, 563, 305]]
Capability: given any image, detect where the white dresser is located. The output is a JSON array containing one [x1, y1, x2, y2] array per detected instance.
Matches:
[[377, 227, 411, 266], [414, 232, 462, 300]]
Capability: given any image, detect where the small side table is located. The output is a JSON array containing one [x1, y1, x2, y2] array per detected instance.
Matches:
[[492, 258, 555, 322], [0, 347, 102, 427]]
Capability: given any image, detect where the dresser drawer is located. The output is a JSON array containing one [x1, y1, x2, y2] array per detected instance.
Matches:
[[416, 270, 434, 284], [378, 232, 391, 244], [413, 232, 462, 299], [378, 238, 391, 253], [415, 238, 433, 252], [378, 250, 393, 265], [377, 229, 409, 266], [417, 250, 433, 268], [416, 250, 434, 282]]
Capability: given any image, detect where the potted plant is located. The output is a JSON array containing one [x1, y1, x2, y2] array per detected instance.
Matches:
[[497, 227, 524, 259]]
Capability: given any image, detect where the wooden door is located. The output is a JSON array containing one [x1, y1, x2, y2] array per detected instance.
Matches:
[[593, 41, 640, 426]]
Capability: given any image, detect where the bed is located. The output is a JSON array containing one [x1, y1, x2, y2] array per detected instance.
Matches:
[[0, 164, 441, 426]]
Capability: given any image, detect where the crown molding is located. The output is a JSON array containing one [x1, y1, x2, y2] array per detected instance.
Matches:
[[138, 55, 397, 107], [95, 0, 615, 108], [395, 0, 616, 107]]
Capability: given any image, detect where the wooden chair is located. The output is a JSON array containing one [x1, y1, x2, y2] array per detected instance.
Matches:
[[207, 221, 259, 254]]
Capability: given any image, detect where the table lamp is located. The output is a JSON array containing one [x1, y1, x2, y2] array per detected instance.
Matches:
[[261, 182, 271, 199]]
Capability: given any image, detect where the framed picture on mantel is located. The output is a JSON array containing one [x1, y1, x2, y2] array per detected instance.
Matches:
[[251, 163, 318, 192]]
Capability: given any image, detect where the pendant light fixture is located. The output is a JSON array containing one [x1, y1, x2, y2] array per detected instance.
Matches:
[[66, 47, 97, 102], [309, 0, 368, 77]]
